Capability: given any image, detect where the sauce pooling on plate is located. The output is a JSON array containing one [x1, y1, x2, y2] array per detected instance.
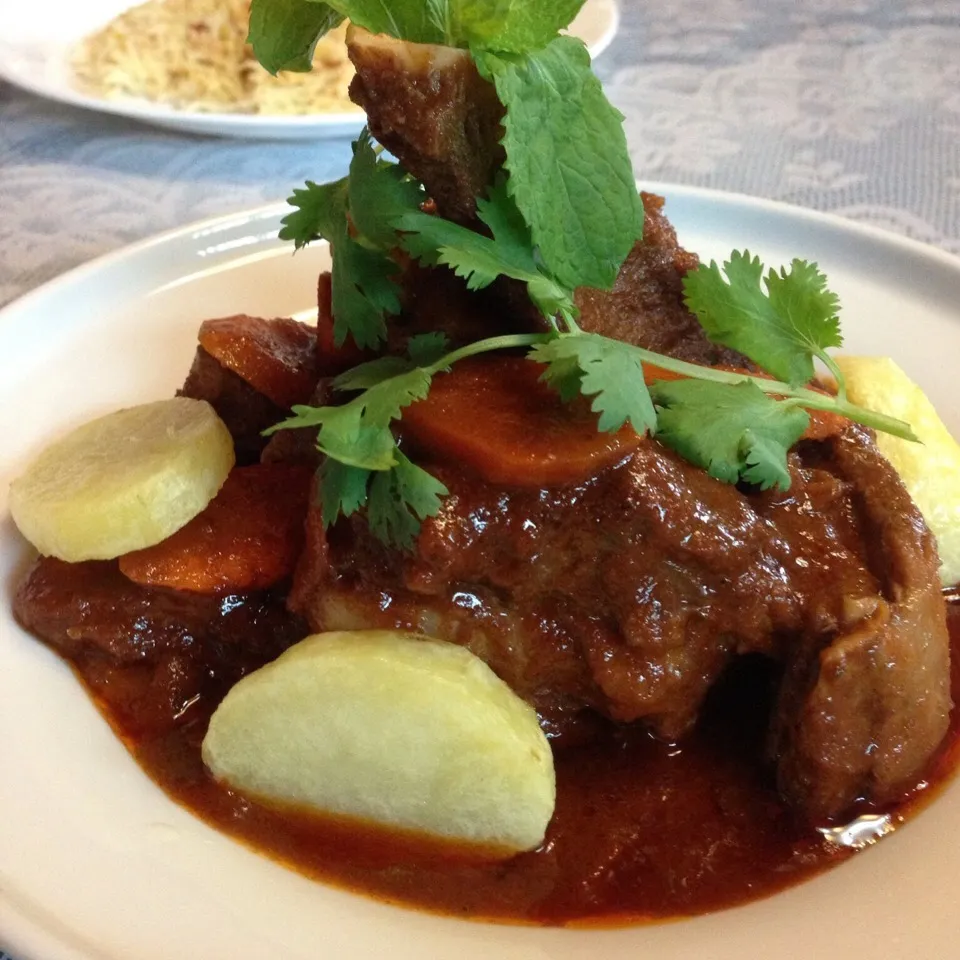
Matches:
[[23, 554, 956, 925]]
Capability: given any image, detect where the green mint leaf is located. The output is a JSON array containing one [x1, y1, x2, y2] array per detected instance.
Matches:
[[367, 453, 449, 550], [248, 0, 344, 74], [529, 334, 656, 434], [682, 252, 843, 387], [422, 0, 517, 46], [348, 131, 425, 249], [481, 0, 585, 52], [320, 0, 444, 43], [279, 178, 347, 250], [318, 459, 370, 526], [425, 0, 454, 44], [650, 379, 809, 490], [250, 0, 581, 63], [474, 38, 643, 292], [407, 332, 451, 367]]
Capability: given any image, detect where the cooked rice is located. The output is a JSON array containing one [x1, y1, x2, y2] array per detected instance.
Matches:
[[72, 0, 361, 115]]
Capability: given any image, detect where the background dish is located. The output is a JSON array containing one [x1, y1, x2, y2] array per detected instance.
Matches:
[[1, 186, 959, 960], [0, 0, 620, 140]]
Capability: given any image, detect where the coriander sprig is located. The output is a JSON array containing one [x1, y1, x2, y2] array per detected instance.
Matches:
[[251, 2, 916, 549], [270, 322, 915, 547]]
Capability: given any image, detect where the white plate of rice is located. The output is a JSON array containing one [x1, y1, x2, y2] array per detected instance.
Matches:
[[0, 0, 620, 140]]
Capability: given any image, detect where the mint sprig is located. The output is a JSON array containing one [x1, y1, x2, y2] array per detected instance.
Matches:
[[473, 39, 643, 292]]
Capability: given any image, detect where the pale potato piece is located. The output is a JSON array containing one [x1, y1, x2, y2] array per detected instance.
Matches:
[[836, 355, 960, 586], [202, 630, 556, 853], [9, 397, 234, 562]]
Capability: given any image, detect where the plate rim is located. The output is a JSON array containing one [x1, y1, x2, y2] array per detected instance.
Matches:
[[0, 0, 620, 139], [3, 182, 960, 960], [3, 180, 960, 328]]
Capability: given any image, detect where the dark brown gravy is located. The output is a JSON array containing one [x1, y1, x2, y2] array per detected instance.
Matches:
[[69, 596, 960, 926]]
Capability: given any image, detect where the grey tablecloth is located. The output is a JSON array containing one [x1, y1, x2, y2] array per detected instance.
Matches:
[[1, 0, 959, 956]]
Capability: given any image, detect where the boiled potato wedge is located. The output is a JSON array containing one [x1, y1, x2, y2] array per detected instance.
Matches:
[[836, 355, 960, 586], [9, 397, 234, 562], [202, 630, 556, 854]]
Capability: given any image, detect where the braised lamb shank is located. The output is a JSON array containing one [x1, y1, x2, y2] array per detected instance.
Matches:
[[298, 29, 949, 820], [14, 30, 950, 828]]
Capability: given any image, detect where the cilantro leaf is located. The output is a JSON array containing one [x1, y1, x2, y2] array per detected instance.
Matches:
[[474, 38, 643, 293], [278, 176, 397, 348], [268, 366, 432, 471], [395, 180, 575, 321], [650, 379, 809, 490], [529, 334, 657, 434], [361, 367, 434, 425], [682, 252, 842, 387], [279, 177, 347, 251], [407, 332, 451, 367], [333, 356, 414, 391], [318, 459, 370, 526], [248, 0, 343, 74], [765, 258, 843, 356], [367, 453, 449, 550], [348, 131, 424, 249], [330, 233, 398, 349]]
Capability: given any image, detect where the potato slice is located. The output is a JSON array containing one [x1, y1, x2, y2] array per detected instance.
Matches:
[[9, 397, 234, 562], [835, 355, 960, 586], [202, 630, 556, 853]]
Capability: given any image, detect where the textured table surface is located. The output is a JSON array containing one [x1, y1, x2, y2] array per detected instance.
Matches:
[[1, 0, 959, 957]]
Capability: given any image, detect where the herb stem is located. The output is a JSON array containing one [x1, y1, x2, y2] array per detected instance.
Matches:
[[422, 330, 916, 442], [539, 333, 917, 443], [425, 333, 551, 373]]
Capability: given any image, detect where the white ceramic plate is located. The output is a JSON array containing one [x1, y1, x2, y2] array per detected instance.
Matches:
[[0, 0, 620, 140], [2, 186, 960, 960]]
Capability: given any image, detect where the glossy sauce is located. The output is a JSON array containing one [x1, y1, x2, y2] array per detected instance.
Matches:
[[74, 595, 960, 926]]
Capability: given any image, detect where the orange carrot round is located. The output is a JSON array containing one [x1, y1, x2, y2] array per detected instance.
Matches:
[[199, 315, 317, 409], [119, 464, 312, 594], [402, 356, 642, 487]]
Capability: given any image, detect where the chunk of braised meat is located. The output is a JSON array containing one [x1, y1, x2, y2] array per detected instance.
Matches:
[[13, 557, 307, 735], [180, 347, 285, 464], [347, 26, 505, 223], [290, 418, 950, 821], [768, 426, 951, 819], [577, 194, 748, 368], [179, 315, 320, 464]]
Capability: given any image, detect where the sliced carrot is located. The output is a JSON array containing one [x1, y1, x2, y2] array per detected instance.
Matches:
[[641, 362, 848, 441], [119, 465, 313, 594], [401, 356, 642, 487], [199, 315, 318, 409]]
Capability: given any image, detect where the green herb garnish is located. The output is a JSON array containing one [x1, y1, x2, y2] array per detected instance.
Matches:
[[251, 0, 916, 549]]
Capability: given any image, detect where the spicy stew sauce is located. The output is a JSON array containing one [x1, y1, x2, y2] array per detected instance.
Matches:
[[63, 589, 960, 926]]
